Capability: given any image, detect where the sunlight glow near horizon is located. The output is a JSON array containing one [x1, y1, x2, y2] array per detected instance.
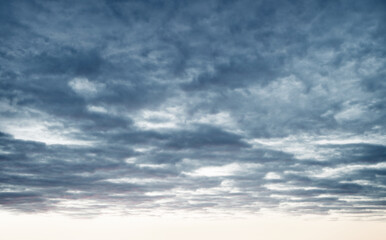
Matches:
[[1, 211, 385, 240]]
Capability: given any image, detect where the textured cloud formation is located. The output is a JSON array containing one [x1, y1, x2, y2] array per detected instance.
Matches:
[[0, 0, 385, 218]]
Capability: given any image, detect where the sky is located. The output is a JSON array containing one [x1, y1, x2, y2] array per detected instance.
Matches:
[[0, 0, 386, 239]]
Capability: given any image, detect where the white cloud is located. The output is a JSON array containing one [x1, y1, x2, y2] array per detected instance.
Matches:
[[87, 105, 108, 114], [185, 163, 260, 177], [334, 105, 364, 122], [264, 172, 281, 180], [1, 118, 91, 145], [133, 107, 183, 130], [69, 77, 104, 97], [186, 163, 242, 177]]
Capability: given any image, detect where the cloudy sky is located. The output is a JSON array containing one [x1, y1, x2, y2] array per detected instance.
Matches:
[[1, 0, 386, 238]]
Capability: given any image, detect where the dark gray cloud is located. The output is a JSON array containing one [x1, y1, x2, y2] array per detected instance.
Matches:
[[0, 0, 385, 218]]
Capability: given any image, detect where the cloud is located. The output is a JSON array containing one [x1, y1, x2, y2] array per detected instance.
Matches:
[[69, 77, 104, 98], [0, 0, 385, 218]]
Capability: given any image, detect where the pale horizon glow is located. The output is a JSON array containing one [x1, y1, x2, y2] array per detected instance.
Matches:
[[1, 212, 386, 240]]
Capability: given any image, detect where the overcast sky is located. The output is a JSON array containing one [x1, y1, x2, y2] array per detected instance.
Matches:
[[0, 0, 385, 223]]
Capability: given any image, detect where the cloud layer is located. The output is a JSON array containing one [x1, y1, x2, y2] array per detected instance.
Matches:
[[0, 0, 385, 218]]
